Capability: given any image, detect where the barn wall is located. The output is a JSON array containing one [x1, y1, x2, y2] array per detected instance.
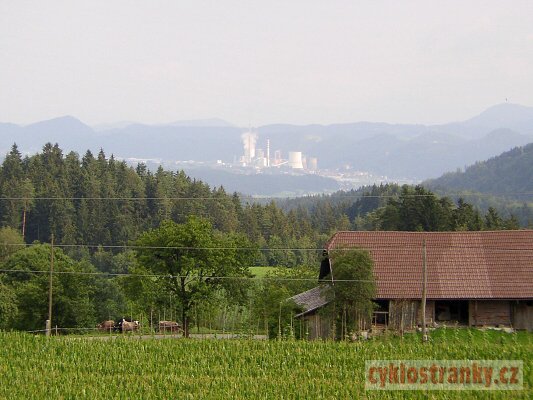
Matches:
[[469, 300, 511, 326], [423, 300, 435, 325], [303, 313, 333, 340], [302, 298, 528, 338], [389, 300, 417, 331], [387, 300, 435, 331], [512, 302, 533, 331]]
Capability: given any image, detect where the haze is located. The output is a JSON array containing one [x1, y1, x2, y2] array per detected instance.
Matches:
[[1, 0, 532, 127]]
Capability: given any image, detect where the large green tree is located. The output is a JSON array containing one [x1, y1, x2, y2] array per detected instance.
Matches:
[[1, 244, 100, 331], [135, 216, 256, 336]]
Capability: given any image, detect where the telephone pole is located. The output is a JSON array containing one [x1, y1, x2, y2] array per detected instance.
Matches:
[[421, 239, 428, 342], [46, 234, 55, 336]]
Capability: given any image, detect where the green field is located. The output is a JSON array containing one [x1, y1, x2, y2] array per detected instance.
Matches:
[[0, 329, 531, 399], [248, 266, 277, 278]]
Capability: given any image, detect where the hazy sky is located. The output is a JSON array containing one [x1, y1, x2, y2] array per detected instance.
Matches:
[[1, 1, 532, 127]]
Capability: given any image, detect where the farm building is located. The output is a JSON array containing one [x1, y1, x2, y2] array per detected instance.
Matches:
[[291, 230, 533, 339]]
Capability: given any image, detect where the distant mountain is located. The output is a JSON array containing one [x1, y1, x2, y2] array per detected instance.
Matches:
[[1, 104, 532, 182], [434, 103, 533, 139], [166, 118, 235, 127], [0, 123, 22, 146], [99, 124, 243, 161], [23, 115, 95, 143], [0, 116, 97, 155], [93, 121, 138, 132], [424, 142, 533, 199]]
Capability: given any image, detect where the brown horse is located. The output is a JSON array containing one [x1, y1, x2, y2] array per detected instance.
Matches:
[[158, 320, 181, 333], [117, 318, 139, 332], [97, 320, 115, 332]]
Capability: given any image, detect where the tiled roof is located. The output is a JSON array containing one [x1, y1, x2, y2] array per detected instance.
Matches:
[[291, 285, 330, 317], [325, 230, 533, 300]]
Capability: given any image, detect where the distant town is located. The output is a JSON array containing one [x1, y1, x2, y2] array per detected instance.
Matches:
[[119, 128, 415, 194]]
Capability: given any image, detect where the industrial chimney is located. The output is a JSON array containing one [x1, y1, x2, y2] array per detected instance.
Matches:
[[266, 139, 270, 167]]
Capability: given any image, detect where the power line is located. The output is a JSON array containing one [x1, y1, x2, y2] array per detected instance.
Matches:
[[0, 268, 370, 282], [1, 242, 532, 252], [0, 196, 236, 201], [0, 268, 529, 283], [0, 192, 532, 201]]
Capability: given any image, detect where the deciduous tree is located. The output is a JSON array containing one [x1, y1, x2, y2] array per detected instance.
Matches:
[[135, 216, 256, 336]]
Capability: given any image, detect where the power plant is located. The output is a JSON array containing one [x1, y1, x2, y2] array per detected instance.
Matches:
[[237, 129, 317, 171]]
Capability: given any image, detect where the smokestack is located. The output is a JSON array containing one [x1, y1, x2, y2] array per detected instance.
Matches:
[[241, 129, 258, 164], [266, 139, 270, 167]]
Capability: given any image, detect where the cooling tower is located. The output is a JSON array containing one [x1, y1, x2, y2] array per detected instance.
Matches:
[[288, 151, 304, 169], [308, 157, 318, 171]]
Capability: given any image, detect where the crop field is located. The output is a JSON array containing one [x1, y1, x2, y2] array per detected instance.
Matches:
[[248, 266, 277, 278], [0, 329, 531, 399]]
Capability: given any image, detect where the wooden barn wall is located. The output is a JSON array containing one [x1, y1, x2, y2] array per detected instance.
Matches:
[[388, 300, 436, 331], [512, 302, 533, 331], [469, 300, 511, 326], [389, 300, 419, 331], [301, 299, 530, 338], [423, 300, 435, 325], [303, 313, 332, 340]]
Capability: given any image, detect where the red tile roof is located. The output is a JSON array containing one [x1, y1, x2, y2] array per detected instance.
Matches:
[[326, 230, 533, 300]]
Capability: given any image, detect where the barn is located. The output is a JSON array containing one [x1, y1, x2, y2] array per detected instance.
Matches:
[[291, 230, 533, 339]]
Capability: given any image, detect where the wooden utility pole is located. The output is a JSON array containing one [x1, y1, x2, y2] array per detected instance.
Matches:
[[46, 234, 55, 337], [329, 257, 337, 340], [329, 257, 334, 286], [421, 239, 428, 342], [22, 200, 27, 239], [278, 301, 282, 339]]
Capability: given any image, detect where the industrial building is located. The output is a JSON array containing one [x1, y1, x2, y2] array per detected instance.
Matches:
[[238, 129, 317, 171]]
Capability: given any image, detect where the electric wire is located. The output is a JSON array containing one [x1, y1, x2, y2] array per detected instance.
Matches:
[[0, 192, 533, 201], [0, 268, 530, 284], [1, 242, 532, 252]]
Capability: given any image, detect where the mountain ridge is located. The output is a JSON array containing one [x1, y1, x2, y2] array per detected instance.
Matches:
[[424, 142, 533, 198], [1, 103, 532, 182]]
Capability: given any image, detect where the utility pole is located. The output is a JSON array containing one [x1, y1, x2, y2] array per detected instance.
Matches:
[[46, 234, 55, 337], [22, 199, 27, 239], [421, 239, 428, 342], [329, 257, 334, 286]]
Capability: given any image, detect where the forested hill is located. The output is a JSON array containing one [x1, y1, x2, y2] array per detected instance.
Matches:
[[0, 143, 347, 267], [0, 142, 528, 266], [424, 142, 533, 200]]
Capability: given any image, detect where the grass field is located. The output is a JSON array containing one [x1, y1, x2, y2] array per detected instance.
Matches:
[[0, 329, 531, 399], [248, 266, 277, 278]]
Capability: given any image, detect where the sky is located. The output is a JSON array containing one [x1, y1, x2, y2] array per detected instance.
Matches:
[[1, 0, 532, 127]]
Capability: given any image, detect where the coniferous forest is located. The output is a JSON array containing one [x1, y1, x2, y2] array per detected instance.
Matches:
[[0, 142, 528, 334]]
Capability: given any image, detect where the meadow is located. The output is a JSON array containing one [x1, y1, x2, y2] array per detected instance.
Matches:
[[0, 329, 531, 399]]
